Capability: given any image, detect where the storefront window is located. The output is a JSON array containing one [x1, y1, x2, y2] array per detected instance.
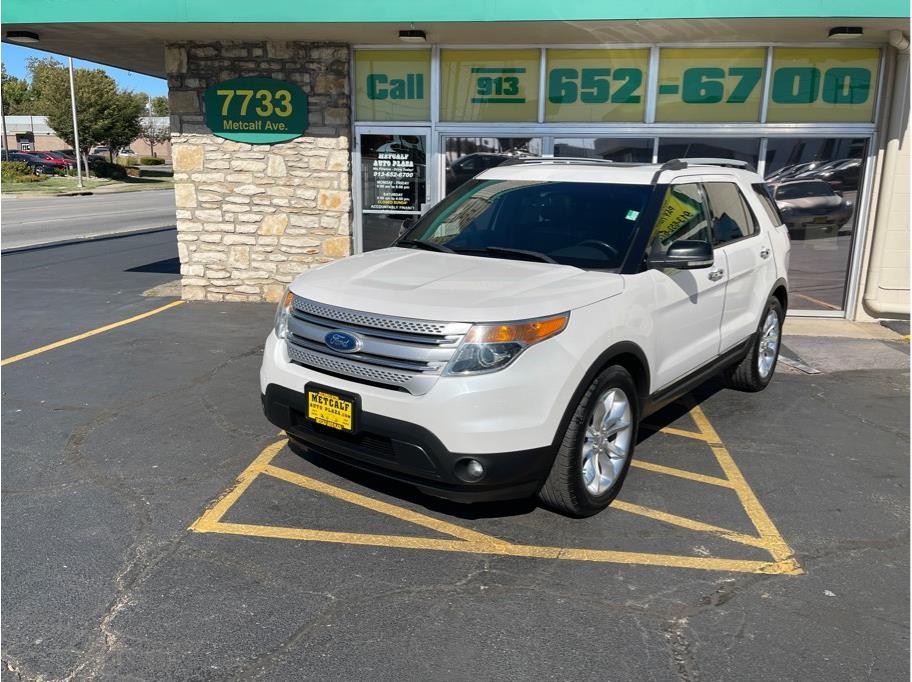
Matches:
[[359, 133, 427, 252], [440, 50, 541, 122], [544, 49, 649, 122], [658, 138, 760, 167], [766, 48, 881, 123], [764, 137, 868, 311], [444, 137, 542, 194], [655, 48, 767, 122], [554, 138, 653, 162], [354, 50, 431, 121]]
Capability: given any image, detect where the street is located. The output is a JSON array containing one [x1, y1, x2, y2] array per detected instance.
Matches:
[[0, 190, 176, 251], [1, 230, 908, 681]]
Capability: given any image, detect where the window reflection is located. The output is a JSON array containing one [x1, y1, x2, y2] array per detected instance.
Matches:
[[658, 138, 760, 167], [764, 137, 868, 311], [554, 138, 653, 162], [444, 137, 542, 194]]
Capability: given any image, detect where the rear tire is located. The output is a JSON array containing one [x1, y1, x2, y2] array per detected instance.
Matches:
[[538, 366, 639, 517], [723, 297, 783, 392]]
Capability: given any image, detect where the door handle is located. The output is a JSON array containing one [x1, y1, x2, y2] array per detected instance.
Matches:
[[708, 268, 725, 282], [760, 247, 771, 259]]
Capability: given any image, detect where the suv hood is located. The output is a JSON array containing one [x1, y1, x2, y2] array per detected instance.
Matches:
[[289, 247, 624, 322]]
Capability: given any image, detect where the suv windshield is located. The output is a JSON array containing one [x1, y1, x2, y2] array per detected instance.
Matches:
[[398, 179, 652, 270]]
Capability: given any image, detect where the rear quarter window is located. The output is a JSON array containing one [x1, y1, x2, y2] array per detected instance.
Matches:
[[752, 183, 784, 225]]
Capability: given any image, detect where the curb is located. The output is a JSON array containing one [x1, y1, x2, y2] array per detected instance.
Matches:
[[1, 225, 176, 255]]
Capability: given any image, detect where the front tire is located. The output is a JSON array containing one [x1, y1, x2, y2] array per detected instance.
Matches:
[[538, 366, 639, 517], [723, 297, 783, 392]]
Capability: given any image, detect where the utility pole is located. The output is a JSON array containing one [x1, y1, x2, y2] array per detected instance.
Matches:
[[0, 85, 8, 158], [67, 57, 83, 187]]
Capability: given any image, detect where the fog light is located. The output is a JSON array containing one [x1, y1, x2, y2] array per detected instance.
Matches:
[[455, 458, 485, 482]]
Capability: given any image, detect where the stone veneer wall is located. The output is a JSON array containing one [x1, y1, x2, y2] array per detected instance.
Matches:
[[166, 41, 352, 303]]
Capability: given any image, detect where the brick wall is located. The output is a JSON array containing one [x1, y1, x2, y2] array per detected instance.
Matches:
[[166, 41, 352, 303]]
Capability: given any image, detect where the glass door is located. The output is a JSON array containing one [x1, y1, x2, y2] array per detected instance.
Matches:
[[355, 127, 431, 252]]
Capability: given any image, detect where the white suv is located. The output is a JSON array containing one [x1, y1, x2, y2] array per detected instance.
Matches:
[[261, 158, 790, 517]]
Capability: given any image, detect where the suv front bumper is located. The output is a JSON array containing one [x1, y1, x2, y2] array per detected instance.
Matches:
[[262, 383, 555, 502]]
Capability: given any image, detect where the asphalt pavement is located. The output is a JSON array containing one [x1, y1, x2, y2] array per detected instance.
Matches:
[[0, 190, 176, 251], [1, 231, 909, 681]]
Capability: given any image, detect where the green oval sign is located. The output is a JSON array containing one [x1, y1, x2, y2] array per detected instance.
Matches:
[[204, 77, 308, 144]]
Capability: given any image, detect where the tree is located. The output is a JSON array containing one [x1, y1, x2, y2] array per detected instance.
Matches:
[[150, 95, 170, 117], [29, 57, 143, 163], [138, 118, 170, 158], [1, 64, 32, 114]]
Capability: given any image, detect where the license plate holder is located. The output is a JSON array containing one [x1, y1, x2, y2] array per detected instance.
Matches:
[[304, 383, 360, 434]]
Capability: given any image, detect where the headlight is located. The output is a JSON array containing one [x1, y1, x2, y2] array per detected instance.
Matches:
[[274, 287, 293, 339], [444, 313, 569, 376]]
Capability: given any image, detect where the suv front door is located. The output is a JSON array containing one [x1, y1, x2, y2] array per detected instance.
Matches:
[[647, 182, 728, 390]]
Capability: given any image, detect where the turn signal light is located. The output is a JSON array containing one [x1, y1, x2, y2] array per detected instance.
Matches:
[[465, 314, 569, 345]]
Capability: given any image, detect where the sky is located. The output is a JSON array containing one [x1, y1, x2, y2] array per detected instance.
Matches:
[[1, 43, 168, 97]]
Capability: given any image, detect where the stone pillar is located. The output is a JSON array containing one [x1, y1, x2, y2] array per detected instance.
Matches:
[[166, 41, 352, 303]]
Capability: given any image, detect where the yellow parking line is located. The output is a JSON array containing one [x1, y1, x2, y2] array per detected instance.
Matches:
[[191, 401, 802, 576], [689, 403, 797, 563], [630, 460, 734, 488], [612, 500, 775, 550], [1, 300, 186, 366], [197, 520, 801, 575], [263, 462, 510, 547]]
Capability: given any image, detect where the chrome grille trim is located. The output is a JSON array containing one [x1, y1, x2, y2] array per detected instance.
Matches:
[[286, 297, 471, 395], [292, 296, 471, 336]]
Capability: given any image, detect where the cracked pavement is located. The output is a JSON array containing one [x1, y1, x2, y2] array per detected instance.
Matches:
[[2, 231, 909, 680]]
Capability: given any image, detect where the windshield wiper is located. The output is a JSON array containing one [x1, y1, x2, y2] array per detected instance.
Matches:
[[482, 246, 557, 264], [396, 239, 454, 253]]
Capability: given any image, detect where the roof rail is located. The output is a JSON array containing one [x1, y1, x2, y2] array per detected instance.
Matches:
[[499, 156, 618, 166], [649, 157, 755, 184]]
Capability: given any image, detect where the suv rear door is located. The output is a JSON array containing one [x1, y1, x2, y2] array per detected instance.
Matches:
[[702, 178, 778, 351]]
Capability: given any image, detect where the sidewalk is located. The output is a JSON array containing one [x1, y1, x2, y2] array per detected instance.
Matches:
[[781, 317, 909, 375]]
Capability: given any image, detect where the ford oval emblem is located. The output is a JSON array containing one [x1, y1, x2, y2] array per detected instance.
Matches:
[[324, 330, 362, 354]]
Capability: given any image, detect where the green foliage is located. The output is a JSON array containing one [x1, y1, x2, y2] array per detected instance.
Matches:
[[1, 64, 33, 114], [138, 156, 165, 165], [90, 160, 128, 180], [150, 95, 170, 116], [9, 174, 48, 183], [1, 161, 32, 178], [26, 57, 144, 160], [116, 156, 140, 166]]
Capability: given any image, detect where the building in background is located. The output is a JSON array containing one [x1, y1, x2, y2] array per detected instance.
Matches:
[[1, 116, 172, 158], [2, 2, 908, 319]]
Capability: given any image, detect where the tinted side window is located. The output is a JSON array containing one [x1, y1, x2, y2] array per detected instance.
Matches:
[[752, 183, 784, 225], [652, 183, 713, 248], [704, 182, 756, 245]]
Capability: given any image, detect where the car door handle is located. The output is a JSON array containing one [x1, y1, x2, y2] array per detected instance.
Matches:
[[760, 247, 771, 259], [708, 268, 725, 281]]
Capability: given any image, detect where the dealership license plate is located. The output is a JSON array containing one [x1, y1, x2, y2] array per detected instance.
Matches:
[[305, 386, 357, 432]]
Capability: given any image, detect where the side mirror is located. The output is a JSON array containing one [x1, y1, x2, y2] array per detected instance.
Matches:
[[648, 240, 714, 270]]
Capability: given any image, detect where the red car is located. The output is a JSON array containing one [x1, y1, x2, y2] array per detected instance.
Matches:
[[28, 151, 75, 169]]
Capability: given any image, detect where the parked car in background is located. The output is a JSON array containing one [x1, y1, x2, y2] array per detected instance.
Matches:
[[89, 146, 111, 159], [27, 151, 75, 169], [1, 150, 62, 175], [771, 179, 853, 238], [765, 160, 831, 184], [814, 159, 862, 193], [117, 147, 137, 157]]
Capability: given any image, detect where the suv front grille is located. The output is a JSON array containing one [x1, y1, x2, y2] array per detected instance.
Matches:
[[285, 296, 471, 395]]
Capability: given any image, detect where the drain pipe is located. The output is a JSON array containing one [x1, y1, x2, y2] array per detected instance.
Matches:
[[862, 30, 910, 317]]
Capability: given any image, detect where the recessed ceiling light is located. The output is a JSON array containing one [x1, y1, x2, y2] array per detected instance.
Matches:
[[399, 29, 427, 43], [828, 26, 864, 40], [6, 31, 40, 44]]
